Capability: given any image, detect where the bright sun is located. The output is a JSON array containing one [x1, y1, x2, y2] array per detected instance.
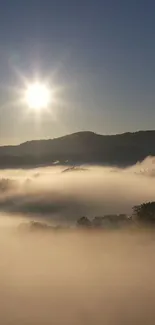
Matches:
[[25, 83, 50, 109]]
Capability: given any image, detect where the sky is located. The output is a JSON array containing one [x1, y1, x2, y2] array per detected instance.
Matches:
[[0, 0, 155, 144]]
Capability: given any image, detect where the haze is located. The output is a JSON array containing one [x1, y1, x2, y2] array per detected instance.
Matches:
[[0, 157, 155, 222], [0, 227, 155, 325], [0, 157, 154, 324], [1, 0, 155, 323]]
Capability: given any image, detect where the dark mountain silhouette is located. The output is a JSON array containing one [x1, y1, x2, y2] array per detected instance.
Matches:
[[0, 130, 155, 168], [62, 166, 88, 173]]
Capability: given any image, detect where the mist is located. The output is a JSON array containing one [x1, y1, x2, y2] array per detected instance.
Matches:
[[0, 158, 155, 324], [0, 229, 155, 324], [0, 157, 155, 224]]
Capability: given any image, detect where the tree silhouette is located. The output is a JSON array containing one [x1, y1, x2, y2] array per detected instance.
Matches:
[[77, 216, 91, 228], [132, 201, 155, 225], [92, 217, 103, 228]]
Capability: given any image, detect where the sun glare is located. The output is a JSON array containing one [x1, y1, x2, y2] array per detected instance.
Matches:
[[25, 83, 50, 109]]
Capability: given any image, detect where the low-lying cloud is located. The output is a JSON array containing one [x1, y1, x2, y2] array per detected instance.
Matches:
[[0, 156, 155, 223], [0, 230, 155, 324], [0, 158, 155, 324]]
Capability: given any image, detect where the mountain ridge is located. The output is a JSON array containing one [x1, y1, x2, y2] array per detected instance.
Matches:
[[0, 130, 155, 168], [1, 129, 155, 148]]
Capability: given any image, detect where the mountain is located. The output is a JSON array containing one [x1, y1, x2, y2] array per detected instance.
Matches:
[[0, 130, 155, 168]]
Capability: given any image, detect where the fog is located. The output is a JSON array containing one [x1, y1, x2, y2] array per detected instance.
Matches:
[[1, 229, 155, 324], [0, 157, 155, 223], [0, 158, 155, 324]]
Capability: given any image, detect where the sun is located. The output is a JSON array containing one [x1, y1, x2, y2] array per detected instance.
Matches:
[[25, 83, 50, 109]]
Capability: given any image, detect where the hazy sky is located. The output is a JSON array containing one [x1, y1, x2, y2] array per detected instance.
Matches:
[[0, 0, 155, 144]]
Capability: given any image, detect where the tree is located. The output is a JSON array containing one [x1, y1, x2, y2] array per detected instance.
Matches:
[[77, 216, 91, 228], [132, 201, 155, 225], [92, 217, 103, 228]]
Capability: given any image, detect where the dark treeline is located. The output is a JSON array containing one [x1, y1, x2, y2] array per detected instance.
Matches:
[[18, 201, 155, 232]]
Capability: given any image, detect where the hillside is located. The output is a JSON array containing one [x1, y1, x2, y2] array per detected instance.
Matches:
[[0, 130, 155, 168]]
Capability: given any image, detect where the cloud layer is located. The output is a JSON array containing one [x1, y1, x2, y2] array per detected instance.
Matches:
[[0, 157, 155, 223], [0, 159, 155, 324], [0, 229, 155, 324]]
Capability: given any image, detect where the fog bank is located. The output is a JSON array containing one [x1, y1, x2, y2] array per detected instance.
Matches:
[[0, 158, 155, 223], [0, 229, 155, 324]]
